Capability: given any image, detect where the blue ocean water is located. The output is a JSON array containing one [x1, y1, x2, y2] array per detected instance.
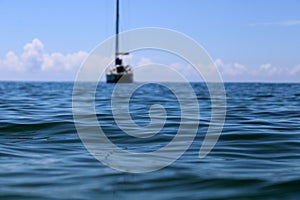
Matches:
[[1, 82, 300, 199]]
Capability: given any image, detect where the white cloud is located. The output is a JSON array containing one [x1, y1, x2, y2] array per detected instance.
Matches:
[[290, 65, 300, 76], [0, 51, 24, 72], [259, 63, 271, 70], [250, 20, 300, 27], [215, 59, 300, 82], [215, 59, 247, 76], [0, 38, 88, 80], [41, 51, 88, 71], [136, 57, 153, 66], [133, 57, 203, 82], [0, 39, 299, 82], [257, 63, 285, 76], [21, 38, 45, 71], [281, 20, 300, 26], [169, 62, 203, 81], [132, 57, 300, 82]]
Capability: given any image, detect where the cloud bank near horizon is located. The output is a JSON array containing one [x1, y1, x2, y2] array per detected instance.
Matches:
[[0, 38, 299, 82], [215, 59, 300, 82], [0, 39, 88, 81]]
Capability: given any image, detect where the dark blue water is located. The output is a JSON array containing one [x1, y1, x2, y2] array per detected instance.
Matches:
[[1, 82, 300, 199]]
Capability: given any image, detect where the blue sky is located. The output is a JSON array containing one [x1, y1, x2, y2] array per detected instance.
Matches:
[[0, 0, 300, 82]]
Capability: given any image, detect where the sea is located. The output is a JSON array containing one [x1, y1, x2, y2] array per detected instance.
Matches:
[[0, 81, 300, 199]]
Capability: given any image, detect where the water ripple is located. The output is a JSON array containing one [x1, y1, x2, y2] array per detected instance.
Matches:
[[0, 82, 300, 199]]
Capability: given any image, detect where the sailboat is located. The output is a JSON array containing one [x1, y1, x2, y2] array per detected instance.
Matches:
[[106, 0, 133, 83]]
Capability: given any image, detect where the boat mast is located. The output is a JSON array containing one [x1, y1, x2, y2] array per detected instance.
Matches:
[[115, 0, 119, 64]]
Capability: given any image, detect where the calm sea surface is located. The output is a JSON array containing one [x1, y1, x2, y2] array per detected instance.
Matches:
[[1, 82, 300, 199]]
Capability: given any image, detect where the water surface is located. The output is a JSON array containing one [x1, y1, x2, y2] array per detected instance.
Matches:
[[1, 82, 300, 199]]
